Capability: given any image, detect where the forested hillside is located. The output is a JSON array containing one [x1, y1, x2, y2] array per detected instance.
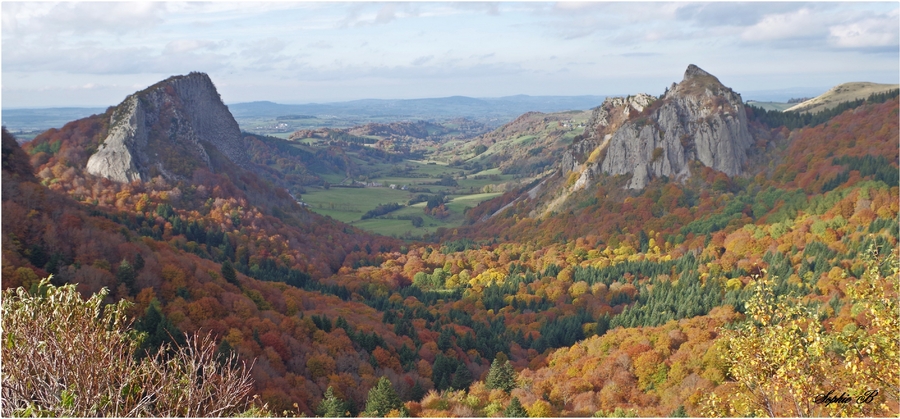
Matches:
[[2, 85, 897, 417]]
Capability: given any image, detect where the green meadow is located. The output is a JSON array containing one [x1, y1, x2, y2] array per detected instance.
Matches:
[[300, 159, 509, 238]]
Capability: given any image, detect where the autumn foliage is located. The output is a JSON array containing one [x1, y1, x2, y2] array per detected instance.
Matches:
[[2, 96, 898, 417]]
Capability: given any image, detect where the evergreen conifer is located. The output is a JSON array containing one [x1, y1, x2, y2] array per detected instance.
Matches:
[[317, 386, 349, 417], [485, 354, 516, 392], [364, 377, 407, 417]]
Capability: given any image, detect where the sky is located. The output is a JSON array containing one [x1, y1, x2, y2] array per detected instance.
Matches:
[[2, 1, 898, 108]]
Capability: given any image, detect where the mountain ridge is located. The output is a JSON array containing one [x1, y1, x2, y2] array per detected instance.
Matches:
[[226, 95, 606, 121], [784, 81, 900, 114]]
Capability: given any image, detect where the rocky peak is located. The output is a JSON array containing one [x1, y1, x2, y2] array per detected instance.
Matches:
[[667, 64, 742, 106], [683, 64, 714, 81], [86, 72, 247, 183], [560, 65, 753, 190], [602, 65, 752, 188]]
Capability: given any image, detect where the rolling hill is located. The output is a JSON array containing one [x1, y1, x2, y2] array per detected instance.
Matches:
[[785, 81, 899, 114]]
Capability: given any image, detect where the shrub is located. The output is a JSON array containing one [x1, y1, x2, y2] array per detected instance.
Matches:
[[1, 277, 255, 417]]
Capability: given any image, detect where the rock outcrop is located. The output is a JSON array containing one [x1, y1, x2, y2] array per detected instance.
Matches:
[[560, 94, 655, 175], [564, 64, 753, 189], [86, 72, 247, 183]]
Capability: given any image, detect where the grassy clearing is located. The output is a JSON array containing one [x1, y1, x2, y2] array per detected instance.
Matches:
[[301, 187, 409, 222], [408, 159, 448, 166], [450, 192, 503, 204], [456, 177, 515, 192], [305, 185, 502, 238], [349, 203, 454, 237], [513, 135, 536, 146], [318, 173, 347, 184], [403, 161, 457, 177], [472, 168, 502, 176], [374, 176, 436, 186]]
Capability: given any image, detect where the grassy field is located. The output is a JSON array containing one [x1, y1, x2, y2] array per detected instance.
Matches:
[[446, 192, 502, 214], [345, 192, 502, 238], [318, 173, 347, 185], [456, 175, 516, 193], [301, 187, 410, 223], [471, 168, 502, 176], [300, 157, 507, 238]]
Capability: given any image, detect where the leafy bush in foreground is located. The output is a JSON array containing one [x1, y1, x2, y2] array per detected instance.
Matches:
[[1, 278, 255, 417]]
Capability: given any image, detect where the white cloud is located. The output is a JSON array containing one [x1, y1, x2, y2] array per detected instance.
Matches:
[[3, 40, 230, 75], [451, 2, 500, 16], [411, 55, 433, 66], [375, 3, 399, 25], [163, 39, 225, 54], [308, 41, 333, 49], [675, 3, 818, 28], [829, 10, 900, 49], [238, 38, 295, 71], [2, 2, 166, 37], [243, 38, 286, 54], [552, 3, 599, 13], [741, 8, 827, 43], [739, 6, 900, 51], [2, 2, 897, 108], [338, 3, 427, 28]]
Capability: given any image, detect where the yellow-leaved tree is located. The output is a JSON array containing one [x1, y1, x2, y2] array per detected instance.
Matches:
[[703, 246, 898, 417]]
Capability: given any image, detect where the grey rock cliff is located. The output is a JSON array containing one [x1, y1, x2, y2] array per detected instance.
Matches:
[[560, 94, 654, 175], [85, 96, 147, 182], [569, 64, 752, 189], [86, 72, 247, 183]]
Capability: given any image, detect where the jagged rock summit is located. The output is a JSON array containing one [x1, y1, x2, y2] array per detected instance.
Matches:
[[86, 72, 248, 183], [683, 63, 714, 79], [565, 64, 753, 190]]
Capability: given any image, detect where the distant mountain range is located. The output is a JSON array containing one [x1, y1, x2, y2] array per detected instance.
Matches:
[[2, 107, 109, 133], [2, 95, 607, 135], [226, 95, 608, 121]]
